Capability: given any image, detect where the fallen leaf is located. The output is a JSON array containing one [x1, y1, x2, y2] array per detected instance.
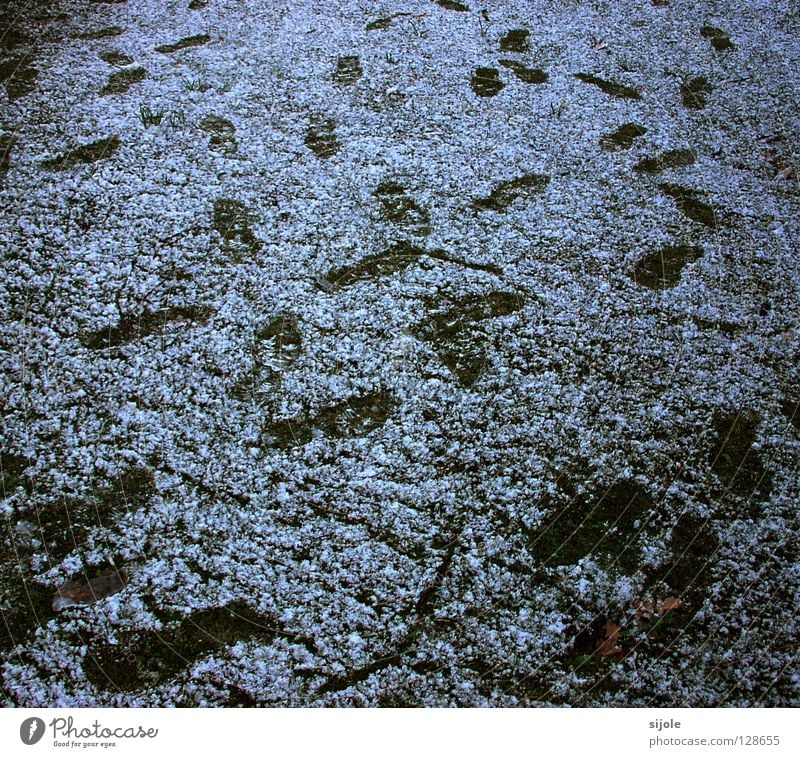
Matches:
[[52, 568, 129, 611], [595, 620, 624, 657], [656, 596, 683, 614]]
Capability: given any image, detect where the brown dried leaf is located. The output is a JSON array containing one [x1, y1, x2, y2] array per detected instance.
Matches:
[[656, 596, 683, 614], [52, 568, 129, 611], [596, 620, 623, 657]]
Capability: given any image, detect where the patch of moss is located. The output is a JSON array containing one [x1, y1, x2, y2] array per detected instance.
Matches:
[[212, 198, 260, 255], [658, 183, 717, 227], [631, 244, 704, 289], [471, 67, 504, 97], [700, 25, 735, 51], [82, 304, 213, 350], [41, 135, 120, 170], [99, 50, 134, 66], [680, 75, 712, 109], [0, 54, 38, 100], [472, 173, 550, 212], [499, 59, 548, 84], [155, 34, 210, 54], [304, 116, 339, 158], [332, 55, 362, 85], [416, 291, 524, 386], [710, 410, 772, 500], [101, 65, 146, 95], [499, 29, 529, 52], [634, 148, 696, 173], [599, 122, 647, 150], [574, 73, 641, 99]]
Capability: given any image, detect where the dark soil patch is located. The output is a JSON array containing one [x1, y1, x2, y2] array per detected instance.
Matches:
[[374, 181, 430, 233], [634, 148, 696, 173], [101, 65, 146, 95], [188, 0, 208, 8], [212, 198, 260, 255], [332, 55, 362, 85], [436, 0, 469, 11], [0, 134, 14, 180], [600, 123, 647, 150], [416, 291, 524, 386], [680, 75, 712, 109], [0, 466, 156, 657], [528, 481, 653, 572], [41, 135, 120, 170], [700, 25, 735, 52], [256, 312, 302, 370], [367, 18, 393, 31], [0, 54, 38, 100], [82, 305, 213, 350], [499, 29, 529, 53], [316, 391, 395, 438], [77, 27, 123, 40], [304, 116, 339, 158], [499, 59, 548, 84], [84, 602, 277, 691], [99, 50, 134, 66], [200, 114, 237, 153], [709, 410, 772, 500], [574, 73, 641, 99], [472, 173, 550, 212], [262, 390, 394, 448], [631, 244, 704, 289], [155, 34, 210, 54], [0, 20, 32, 51], [323, 240, 427, 287], [1, 451, 32, 497], [0, 546, 54, 653], [471, 67, 504, 97], [779, 398, 799, 431], [658, 183, 717, 227], [649, 512, 718, 603]]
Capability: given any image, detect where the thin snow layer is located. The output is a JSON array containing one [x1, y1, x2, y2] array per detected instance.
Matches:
[[0, 0, 798, 706]]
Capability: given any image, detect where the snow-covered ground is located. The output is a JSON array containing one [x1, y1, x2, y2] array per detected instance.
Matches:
[[1, 0, 798, 706]]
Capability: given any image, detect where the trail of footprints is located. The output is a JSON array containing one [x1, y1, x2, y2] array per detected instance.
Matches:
[[3, 4, 779, 699]]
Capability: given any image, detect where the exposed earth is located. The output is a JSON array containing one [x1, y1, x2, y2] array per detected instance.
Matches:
[[1, 0, 799, 706]]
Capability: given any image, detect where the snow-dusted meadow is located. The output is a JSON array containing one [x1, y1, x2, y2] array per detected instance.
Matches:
[[1, 0, 798, 706]]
